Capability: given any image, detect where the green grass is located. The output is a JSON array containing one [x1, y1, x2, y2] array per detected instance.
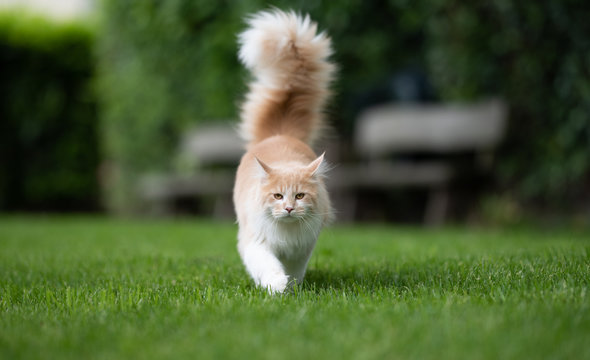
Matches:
[[1, 216, 589, 360]]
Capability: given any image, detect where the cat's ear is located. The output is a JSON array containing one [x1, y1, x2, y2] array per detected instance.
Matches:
[[306, 152, 328, 178], [255, 157, 273, 177]]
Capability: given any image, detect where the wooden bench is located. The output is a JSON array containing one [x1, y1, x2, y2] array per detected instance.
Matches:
[[139, 123, 243, 217], [140, 99, 506, 223], [328, 98, 507, 224]]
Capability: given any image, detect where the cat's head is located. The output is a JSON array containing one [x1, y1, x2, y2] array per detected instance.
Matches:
[[256, 153, 328, 223]]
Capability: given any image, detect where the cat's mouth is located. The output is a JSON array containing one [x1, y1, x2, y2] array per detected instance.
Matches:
[[274, 212, 302, 222]]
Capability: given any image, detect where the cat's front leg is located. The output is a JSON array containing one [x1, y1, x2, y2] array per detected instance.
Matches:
[[241, 242, 290, 293]]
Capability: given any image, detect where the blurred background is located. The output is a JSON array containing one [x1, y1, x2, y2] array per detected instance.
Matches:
[[1, 0, 589, 225]]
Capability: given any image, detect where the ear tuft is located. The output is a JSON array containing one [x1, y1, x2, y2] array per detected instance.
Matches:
[[255, 156, 273, 178], [307, 152, 329, 178]]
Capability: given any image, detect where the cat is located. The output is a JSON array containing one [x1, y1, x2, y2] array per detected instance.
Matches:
[[233, 10, 336, 293]]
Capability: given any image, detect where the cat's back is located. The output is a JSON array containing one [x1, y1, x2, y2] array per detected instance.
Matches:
[[252, 135, 317, 165]]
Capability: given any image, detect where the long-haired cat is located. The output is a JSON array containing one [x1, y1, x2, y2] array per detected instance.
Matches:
[[233, 10, 336, 293]]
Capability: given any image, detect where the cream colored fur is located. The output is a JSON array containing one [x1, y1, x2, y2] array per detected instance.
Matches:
[[233, 10, 336, 293]]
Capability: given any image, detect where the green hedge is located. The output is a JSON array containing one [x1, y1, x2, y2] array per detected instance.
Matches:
[[97, 1, 247, 213], [428, 0, 590, 205], [97, 0, 590, 214], [0, 12, 99, 211], [96, 0, 433, 213]]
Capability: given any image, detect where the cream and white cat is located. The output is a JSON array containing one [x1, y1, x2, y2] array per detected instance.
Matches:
[[233, 10, 336, 293]]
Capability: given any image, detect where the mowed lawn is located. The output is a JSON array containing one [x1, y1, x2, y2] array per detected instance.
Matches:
[[0, 216, 588, 360]]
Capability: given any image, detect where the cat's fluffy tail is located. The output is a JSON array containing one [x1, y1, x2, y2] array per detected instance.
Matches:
[[238, 10, 335, 147]]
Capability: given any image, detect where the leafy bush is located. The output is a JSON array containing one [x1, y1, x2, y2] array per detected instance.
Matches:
[[0, 12, 99, 211], [97, 0, 590, 214], [427, 0, 590, 206], [97, 1, 249, 213], [96, 0, 434, 213]]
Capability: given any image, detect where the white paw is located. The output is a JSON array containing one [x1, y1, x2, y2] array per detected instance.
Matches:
[[261, 272, 289, 294]]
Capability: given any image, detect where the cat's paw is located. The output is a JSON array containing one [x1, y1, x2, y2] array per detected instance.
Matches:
[[261, 272, 289, 294]]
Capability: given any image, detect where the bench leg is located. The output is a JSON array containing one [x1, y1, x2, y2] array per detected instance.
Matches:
[[145, 198, 174, 216], [424, 188, 449, 226], [331, 190, 357, 223], [214, 194, 236, 220]]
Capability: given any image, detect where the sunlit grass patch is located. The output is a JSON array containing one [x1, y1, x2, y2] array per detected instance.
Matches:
[[1, 216, 588, 359]]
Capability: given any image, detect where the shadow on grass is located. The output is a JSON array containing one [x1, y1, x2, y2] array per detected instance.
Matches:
[[302, 265, 406, 293], [301, 259, 486, 295]]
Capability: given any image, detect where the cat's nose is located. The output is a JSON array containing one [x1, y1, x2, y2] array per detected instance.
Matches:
[[285, 207, 294, 213]]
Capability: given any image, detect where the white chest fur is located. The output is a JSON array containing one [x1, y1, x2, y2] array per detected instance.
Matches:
[[237, 214, 323, 292], [262, 216, 322, 260]]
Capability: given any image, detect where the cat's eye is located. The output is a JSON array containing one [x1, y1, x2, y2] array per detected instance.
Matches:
[[295, 193, 305, 200], [273, 193, 283, 200]]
